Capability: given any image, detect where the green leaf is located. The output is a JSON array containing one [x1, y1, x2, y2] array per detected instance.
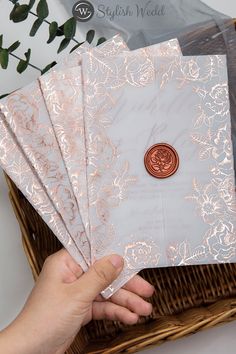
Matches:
[[47, 21, 58, 44], [0, 49, 9, 69], [56, 24, 64, 37], [10, 4, 30, 23], [70, 42, 84, 53], [36, 0, 49, 20], [17, 48, 31, 73], [97, 37, 106, 46], [17, 60, 28, 73], [25, 48, 31, 61], [29, 0, 36, 9], [30, 18, 43, 36], [63, 17, 76, 39], [86, 30, 95, 44], [41, 61, 57, 75], [10, 4, 19, 20], [8, 40, 21, 53], [57, 38, 70, 53], [0, 34, 3, 48]]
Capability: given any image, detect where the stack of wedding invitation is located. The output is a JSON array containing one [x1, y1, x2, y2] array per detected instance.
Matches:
[[1, 34, 235, 298]]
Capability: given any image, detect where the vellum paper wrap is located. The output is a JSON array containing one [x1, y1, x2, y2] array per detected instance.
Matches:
[[40, 35, 129, 241], [0, 76, 91, 270], [0, 111, 88, 269], [40, 37, 181, 257], [0, 36, 130, 272], [83, 43, 236, 297], [0, 42, 94, 271], [0, 36, 131, 274], [81, 37, 182, 296], [1, 36, 195, 296], [0, 86, 91, 267]]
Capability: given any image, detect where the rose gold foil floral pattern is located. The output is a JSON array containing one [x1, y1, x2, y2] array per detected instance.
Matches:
[[0, 110, 88, 270], [82, 42, 236, 298], [40, 35, 129, 245], [40, 68, 90, 236], [0, 82, 91, 267], [163, 56, 236, 265], [83, 39, 182, 261], [0, 41, 98, 271], [3, 37, 234, 300], [82, 39, 183, 297]]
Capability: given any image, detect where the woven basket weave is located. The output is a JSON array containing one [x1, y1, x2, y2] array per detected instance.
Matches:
[[4, 18, 236, 354]]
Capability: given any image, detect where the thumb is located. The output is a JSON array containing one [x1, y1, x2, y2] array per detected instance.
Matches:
[[73, 255, 124, 302]]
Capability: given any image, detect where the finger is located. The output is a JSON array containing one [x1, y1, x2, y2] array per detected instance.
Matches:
[[110, 288, 152, 316], [92, 301, 139, 325], [123, 275, 155, 298], [43, 249, 83, 282], [95, 275, 154, 302], [73, 255, 124, 302]]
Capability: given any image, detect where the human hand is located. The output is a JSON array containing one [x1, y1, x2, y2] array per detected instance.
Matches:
[[0, 249, 154, 354]]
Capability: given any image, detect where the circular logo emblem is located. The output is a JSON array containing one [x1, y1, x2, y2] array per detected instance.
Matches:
[[72, 1, 94, 22], [144, 143, 179, 179]]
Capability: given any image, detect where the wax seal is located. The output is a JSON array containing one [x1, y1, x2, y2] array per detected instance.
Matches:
[[144, 143, 179, 179]]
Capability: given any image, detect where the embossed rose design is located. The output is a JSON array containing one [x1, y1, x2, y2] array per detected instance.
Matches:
[[125, 241, 160, 269], [199, 193, 223, 225], [7, 94, 38, 134], [151, 148, 172, 172], [212, 125, 232, 166], [181, 59, 200, 81], [126, 57, 155, 87], [205, 84, 229, 121], [181, 56, 219, 84], [213, 177, 236, 213], [210, 84, 228, 107], [189, 182, 224, 225], [206, 221, 236, 262]]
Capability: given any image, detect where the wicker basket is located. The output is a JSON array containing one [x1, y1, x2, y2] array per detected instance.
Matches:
[[4, 18, 236, 354]]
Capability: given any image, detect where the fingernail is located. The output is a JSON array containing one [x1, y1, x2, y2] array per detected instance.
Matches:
[[109, 255, 124, 269]]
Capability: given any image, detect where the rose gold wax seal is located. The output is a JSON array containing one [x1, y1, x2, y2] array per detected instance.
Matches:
[[144, 143, 179, 179]]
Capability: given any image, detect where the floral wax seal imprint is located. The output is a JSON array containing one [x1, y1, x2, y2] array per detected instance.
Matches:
[[144, 143, 179, 179]]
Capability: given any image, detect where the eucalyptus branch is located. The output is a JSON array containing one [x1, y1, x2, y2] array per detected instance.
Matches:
[[0, 33, 57, 76], [28, 10, 80, 44], [1, 0, 105, 80], [10, 51, 41, 71], [0, 34, 41, 72]]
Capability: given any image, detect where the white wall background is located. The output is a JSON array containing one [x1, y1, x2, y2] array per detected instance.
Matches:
[[1, 0, 236, 352]]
